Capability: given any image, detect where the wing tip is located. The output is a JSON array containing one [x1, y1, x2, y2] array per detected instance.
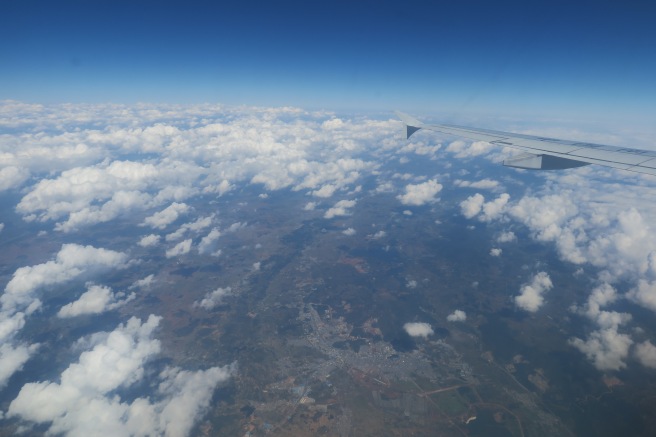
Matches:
[[395, 111, 423, 139]]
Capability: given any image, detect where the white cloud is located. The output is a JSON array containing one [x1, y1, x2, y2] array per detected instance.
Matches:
[[7, 315, 234, 437], [403, 322, 434, 338], [569, 283, 634, 371], [371, 230, 386, 240], [490, 248, 502, 257], [143, 202, 189, 230], [446, 140, 494, 158], [635, 340, 656, 369], [497, 231, 516, 243], [3, 244, 128, 313], [58, 284, 135, 318], [460, 193, 484, 219], [342, 228, 356, 236], [194, 287, 231, 310], [397, 179, 442, 206], [197, 228, 222, 256], [454, 178, 500, 190], [569, 327, 633, 371], [312, 184, 337, 198], [447, 310, 467, 322], [0, 343, 39, 388], [130, 274, 155, 290], [138, 234, 160, 247], [514, 272, 553, 312], [324, 199, 356, 219], [304, 202, 317, 211], [627, 280, 656, 312], [0, 166, 30, 191], [166, 239, 192, 258], [166, 215, 214, 242], [460, 193, 510, 222]]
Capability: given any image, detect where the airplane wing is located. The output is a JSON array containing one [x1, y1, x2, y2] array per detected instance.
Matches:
[[396, 111, 656, 176]]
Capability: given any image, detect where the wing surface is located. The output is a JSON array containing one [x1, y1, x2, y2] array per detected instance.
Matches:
[[396, 111, 656, 176]]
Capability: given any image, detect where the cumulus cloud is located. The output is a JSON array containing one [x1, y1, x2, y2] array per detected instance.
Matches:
[[312, 184, 337, 198], [57, 284, 135, 318], [0, 343, 39, 388], [460, 193, 510, 222], [569, 283, 633, 371], [514, 272, 553, 312], [166, 239, 192, 258], [397, 179, 442, 206], [446, 140, 494, 158], [3, 244, 128, 313], [447, 310, 467, 322], [165, 215, 214, 242], [569, 328, 633, 371], [497, 231, 516, 243], [197, 228, 222, 256], [403, 322, 434, 338], [304, 202, 317, 211], [490, 248, 502, 257], [194, 287, 231, 310], [142, 202, 189, 230], [454, 178, 500, 190], [7, 315, 234, 437], [324, 199, 356, 219], [460, 193, 484, 219], [635, 340, 656, 369], [342, 228, 356, 236], [130, 274, 155, 290], [627, 280, 656, 312], [138, 234, 160, 247]]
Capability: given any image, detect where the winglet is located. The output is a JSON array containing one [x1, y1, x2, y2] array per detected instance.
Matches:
[[395, 111, 423, 139]]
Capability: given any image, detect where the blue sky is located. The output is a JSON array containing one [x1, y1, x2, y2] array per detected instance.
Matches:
[[1, 0, 655, 122]]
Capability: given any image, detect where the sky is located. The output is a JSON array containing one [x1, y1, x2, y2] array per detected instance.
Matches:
[[1, 0, 656, 124]]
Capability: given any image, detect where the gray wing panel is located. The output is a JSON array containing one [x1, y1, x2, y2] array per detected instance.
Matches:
[[413, 119, 656, 176]]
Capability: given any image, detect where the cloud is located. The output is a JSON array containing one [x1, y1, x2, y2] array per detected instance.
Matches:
[[166, 239, 192, 258], [130, 274, 155, 290], [142, 202, 189, 230], [497, 231, 516, 243], [165, 215, 214, 242], [138, 234, 160, 247], [490, 248, 502, 257], [627, 280, 656, 312], [194, 287, 231, 310], [454, 178, 500, 190], [569, 328, 633, 371], [312, 184, 337, 198], [635, 340, 656, 369], [397, 180, 442, 206], [342, 228, 356, 236], [324, 199, 356, 219], [569, 283, 633, 371], [3, 244, 128, 313], [0, 343, 39, 388], [447, 310, 467, 322], [304, 202, 317, 211], [460, 193, 510, 222], [7, 315, 234, 437], [460, 193, 484, 219], [514, 272, 553, 312], [57, 284, 135, 318], [403, 322, 434, 338], [446, 140, 494, 158], [197, 228, 222, 256]]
